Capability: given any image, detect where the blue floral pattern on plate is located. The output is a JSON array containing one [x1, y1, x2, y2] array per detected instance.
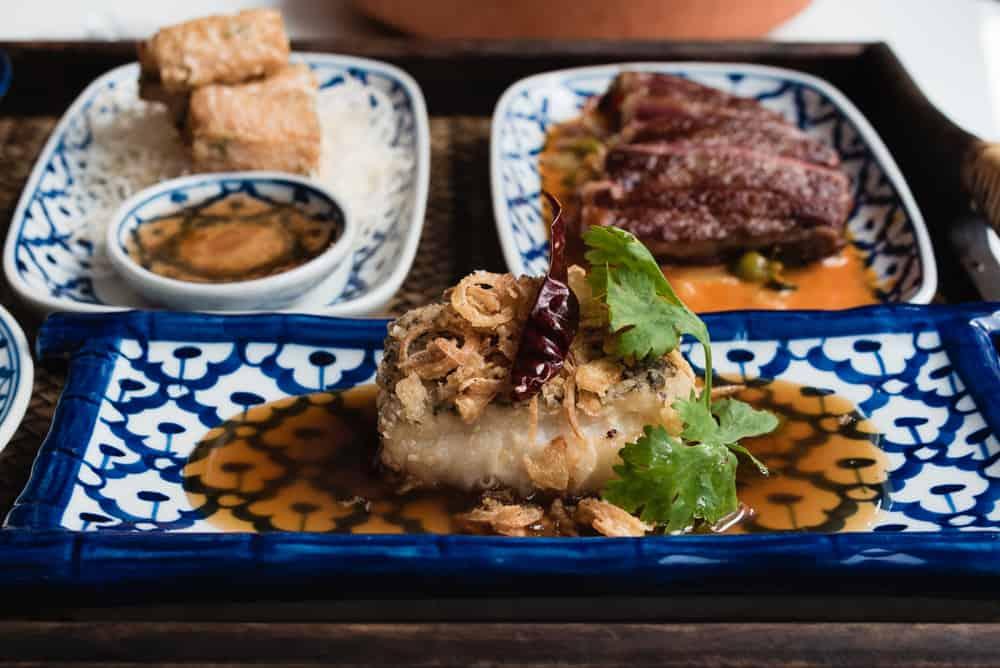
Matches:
[[3, 53, 430, 316], [0, 305, 34, 452], [490, 63, 937, 304], [6, 304, 999, 534]]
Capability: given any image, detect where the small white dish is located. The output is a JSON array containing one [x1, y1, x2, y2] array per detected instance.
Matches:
[[0, 305, 33, 453], [106, 173, 356, 312]]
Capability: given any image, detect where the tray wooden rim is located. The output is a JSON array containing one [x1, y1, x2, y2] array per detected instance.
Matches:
[[0, 41, 993, 642]]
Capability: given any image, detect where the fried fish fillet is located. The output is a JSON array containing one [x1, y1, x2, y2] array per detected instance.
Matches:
[[376, 268, 696, 496]]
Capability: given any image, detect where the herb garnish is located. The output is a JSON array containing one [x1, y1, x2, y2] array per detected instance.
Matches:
[[585, 226, 713, 399], [583, 226, 778, 532]]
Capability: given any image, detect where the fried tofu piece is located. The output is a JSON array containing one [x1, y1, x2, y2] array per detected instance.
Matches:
[[139, 8, 290, 93], [187, 64, 320, 175]]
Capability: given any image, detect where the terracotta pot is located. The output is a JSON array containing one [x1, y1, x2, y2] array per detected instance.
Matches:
[[354, 0, 811, 39]]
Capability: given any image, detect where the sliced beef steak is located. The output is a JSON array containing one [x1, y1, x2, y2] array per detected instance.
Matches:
[[603, 143, 850, 226], [579, 143, 852, 264], [619, 116, 839, 168], [580, 203, 846, 264], [574, 71, 852, 265], [598, 71, 784, 129]]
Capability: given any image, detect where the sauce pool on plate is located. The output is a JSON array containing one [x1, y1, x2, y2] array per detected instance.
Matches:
[[183, 380, 888, 535], [723, 379, 888, 533], [127, 192, 341, 283], [662, 248, 879, 313], [183, 386, 470, 534]]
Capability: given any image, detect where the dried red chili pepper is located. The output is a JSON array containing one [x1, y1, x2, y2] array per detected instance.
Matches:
[[510, 192, 580, 402]]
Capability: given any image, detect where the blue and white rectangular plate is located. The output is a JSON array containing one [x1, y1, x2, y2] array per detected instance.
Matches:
[[3, 53, 430, 317], [491, 63, 937, 304], [3, 305, 1000, 595]]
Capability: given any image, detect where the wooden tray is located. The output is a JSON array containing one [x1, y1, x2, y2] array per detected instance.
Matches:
[[0, 39, 996, 664]]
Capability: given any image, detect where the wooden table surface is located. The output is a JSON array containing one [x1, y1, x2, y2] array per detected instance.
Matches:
[[0, 38, 998, 667], [0, 621, 998, 667]]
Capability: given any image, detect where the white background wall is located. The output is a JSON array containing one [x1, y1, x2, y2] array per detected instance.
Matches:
[[771, 0, 999, 139], [2, 0, 998, 139]]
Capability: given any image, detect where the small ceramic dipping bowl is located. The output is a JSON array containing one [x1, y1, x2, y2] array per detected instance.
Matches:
[[106, 172, 355, 311]]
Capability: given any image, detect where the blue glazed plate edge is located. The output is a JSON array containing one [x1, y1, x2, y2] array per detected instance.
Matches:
[[4, 304, 1000, 595]]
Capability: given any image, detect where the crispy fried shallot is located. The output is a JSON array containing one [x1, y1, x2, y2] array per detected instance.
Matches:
[[457, 497, 545, 537], [524, 436, 570, 492], [575, 498, 651, 537]]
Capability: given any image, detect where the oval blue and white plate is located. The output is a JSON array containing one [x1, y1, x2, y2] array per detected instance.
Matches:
[[0, 306, 33, 452], [490, 63, 937, 305], [3, 53, 430, 316]]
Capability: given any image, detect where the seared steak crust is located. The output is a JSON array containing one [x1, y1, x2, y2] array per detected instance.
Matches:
[[619, 116, 840, 168], [577, 72, 852, 264]]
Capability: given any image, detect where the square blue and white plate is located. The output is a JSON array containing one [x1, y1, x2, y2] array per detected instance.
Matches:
[[3, 305, 999, 596], [490, 63, 937, 304], [4, 53, 430, 316]]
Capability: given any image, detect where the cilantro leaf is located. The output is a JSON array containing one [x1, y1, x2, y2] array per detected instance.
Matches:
[[598, 265, 701, 360], [603, 425, 738, 533], [675, 394, 775, 475], [726, 443, 769, 476], [673, 393, 722, 444], [674, 394, 779, 448], [583, 226, 712, 396], [583, 225, 780, 532], [584, 225, 675, 297], [712, 397, 781, 444]]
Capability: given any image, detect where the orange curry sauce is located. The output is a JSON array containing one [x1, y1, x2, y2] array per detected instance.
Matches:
[[662, 248, 878, 313]]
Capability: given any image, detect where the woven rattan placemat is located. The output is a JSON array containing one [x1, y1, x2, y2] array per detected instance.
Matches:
[[0, 115, 502, 517]]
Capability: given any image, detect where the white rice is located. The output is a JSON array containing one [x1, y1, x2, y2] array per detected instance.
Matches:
[[76, 73, 412, 267], [316, 76, 413, 242], [78, 82, 189, 266]]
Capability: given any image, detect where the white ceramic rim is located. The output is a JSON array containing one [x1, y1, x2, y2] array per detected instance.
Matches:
[[489, 61, 938, 305], [105, 171, 357, 305], [988, 226, 1000, 265], [3, 52, 431, 317], [0, 305, 33, 454]]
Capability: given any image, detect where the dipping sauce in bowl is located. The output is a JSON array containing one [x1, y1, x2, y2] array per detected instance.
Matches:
[[107, 172, 355, 311], [127, 192, 341, 283]]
